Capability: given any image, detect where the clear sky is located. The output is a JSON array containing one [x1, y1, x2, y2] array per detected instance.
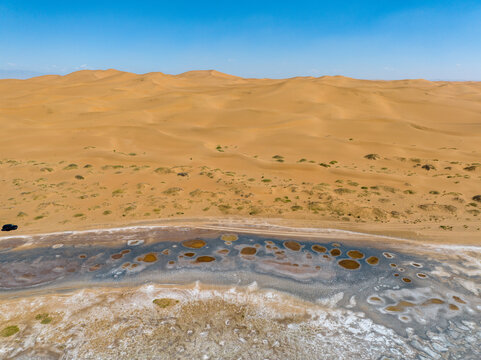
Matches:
[[1, 1, 480, 80]]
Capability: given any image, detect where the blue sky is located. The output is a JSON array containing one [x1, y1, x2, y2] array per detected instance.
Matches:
[[1, 1, 480, 80]]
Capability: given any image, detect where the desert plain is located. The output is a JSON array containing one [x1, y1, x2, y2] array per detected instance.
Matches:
[[0, 69, 480, 243]]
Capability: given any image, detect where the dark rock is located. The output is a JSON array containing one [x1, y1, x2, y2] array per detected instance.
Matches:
[[364, 154, 380, 160], [177, 172, 188, 177], [1, 224, 18, 231], [421, 164, 435, 170], [473, 195, 481, 203]]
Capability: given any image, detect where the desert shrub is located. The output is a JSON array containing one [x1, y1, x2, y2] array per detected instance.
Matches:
[[63, 164, 78, 170], [364, 154, 380, 160]]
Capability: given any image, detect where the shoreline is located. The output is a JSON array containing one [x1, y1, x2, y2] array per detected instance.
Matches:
[[2, 216, 480, 248]]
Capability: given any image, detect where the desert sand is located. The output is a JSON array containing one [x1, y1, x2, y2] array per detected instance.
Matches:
[[0, 69, 480, 243]]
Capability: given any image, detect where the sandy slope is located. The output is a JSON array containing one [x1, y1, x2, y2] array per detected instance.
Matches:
[[0, 69, 480, 243]]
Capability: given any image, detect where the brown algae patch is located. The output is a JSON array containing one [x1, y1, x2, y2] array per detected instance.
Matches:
[[385, 301, 416, 312], [312, 245, 327, 253], [453, 296, 466, 304], [153, 298, 179, 308], [417, 273, 427, 278], [139, 253, 158, 263], [347, 250, 364, 259], [182, 239, 206, 249], [217, 249, 229, 255], [240, 247, 257, 255], [383, 252, 394, 259], [89, 264, 101, 272], [338, 259, 360, 270], [221, 234, 238, 242], [284, 241, 301, 251], [422, 298, 445, 306], [449, 304, 460, 311], [330, 248, 341, 257], [111, 253, 123, 260], [0, 325, 19, 337], [184, 252, 195, 257], [366, 256, 379, 265], [195, 256, 216, 263], [402, 277, 411, 283]]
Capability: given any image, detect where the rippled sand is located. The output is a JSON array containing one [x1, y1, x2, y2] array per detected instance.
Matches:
[[0, 224, 480, 359]]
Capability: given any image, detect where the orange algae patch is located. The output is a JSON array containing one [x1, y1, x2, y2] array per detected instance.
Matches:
[[217, 249, 229, 255], [121, 249, 131, 255], [385, 301, 416, 312], [284, 241, 301, 251], [369, 296, 382, 302], [453, 296, 466, 304], [366, 256, 379, 265], [139, 253, 158, 263], [402, 277, 411, 283], [383, 252, 394, 259], [390, 263, 397, 267], [79, 254, 87, 259], [312, 245, 327, 253], [131, 263, 139, 269], [195, 256, 216, 263], [330, 248, 341, 257], [89, 264, 101, 272], [338, 259, 360, 270], [184, 252, 195, 257], [347, 250, 364, 259], [182, 239, 206, 249], [422, 298, 445, 305], [385, 305, 401, 312], [111, 253, 123, 260], [161, 249, 170, 255], [122, 263, 130, 269], [417, 273, 427, 278], [240, 247, 257, 255], [221, 234, 238, 242], [168, 260, 175, 265], [449, 304, 460, 311]]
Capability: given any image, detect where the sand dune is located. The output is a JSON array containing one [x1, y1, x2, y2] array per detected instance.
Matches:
[[0, 70, 480, 242]]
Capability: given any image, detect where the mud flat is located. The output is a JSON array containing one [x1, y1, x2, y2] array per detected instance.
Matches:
[[0, 224, 480, 359]]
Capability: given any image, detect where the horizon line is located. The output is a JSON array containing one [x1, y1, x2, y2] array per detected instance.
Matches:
[[0, 68, 480, 83]]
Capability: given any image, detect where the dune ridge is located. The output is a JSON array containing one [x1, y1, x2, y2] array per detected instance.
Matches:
[[0, 70, 480, 242]]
